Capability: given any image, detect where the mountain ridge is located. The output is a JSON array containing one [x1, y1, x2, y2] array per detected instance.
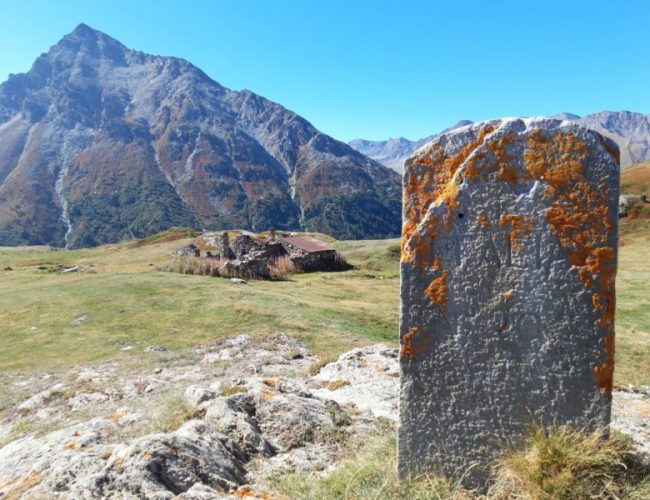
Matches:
[[0, 24, 401, 248], [351, 112, 650, 172]]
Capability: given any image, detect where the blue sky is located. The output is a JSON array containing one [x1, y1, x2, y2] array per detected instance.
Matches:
[[0, 0, 648, 141]]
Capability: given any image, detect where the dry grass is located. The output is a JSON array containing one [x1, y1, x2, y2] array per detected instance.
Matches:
[[270, 427, 650, 499], [309, 356, 339, 376], [270, 431, 469, 500], [268, 255, 302, 280], [621, 161, 650, 197], [0, 230, 648, 385], [167, 255, 238, 278], [127, 227, 198, 248], [333, 252, 353, 271], [490, 426, 650, 499], [327, 379, 351, 391], [150, 396, 204, 433], [221, 385, 248, 397]]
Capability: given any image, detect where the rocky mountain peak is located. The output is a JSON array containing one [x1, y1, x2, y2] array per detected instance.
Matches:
[[0, 26, 400, 248], [44, 23, 130, 75]]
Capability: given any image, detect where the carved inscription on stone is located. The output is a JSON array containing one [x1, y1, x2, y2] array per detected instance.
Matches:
[[398, 118, 619, 487]]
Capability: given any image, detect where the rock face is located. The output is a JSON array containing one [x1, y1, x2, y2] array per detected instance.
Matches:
[[172, 243, 200, 257], [0, 24, 401, 248], [398, 118, 620, 487], [576, 111, 650, 168]]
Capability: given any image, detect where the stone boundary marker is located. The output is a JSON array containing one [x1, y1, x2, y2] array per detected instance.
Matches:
[[398, 118, 620, 488]]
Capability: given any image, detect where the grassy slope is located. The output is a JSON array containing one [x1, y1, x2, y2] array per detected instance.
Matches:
[[0, 233, 399, 373], [617, 164, 650, 385], [621, 161, 650, 197], [0, 225, 648, 385]]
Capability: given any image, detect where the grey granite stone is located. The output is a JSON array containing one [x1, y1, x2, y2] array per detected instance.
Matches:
[[398, 118, 620, 488]]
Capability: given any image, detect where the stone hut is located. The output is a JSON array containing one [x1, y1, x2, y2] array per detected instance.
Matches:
[[172, 232, 345, 278], [230, 234, 287, 261], [279, 235, 337, 272]]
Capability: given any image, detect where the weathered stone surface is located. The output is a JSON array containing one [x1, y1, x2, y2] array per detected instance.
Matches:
[[398, 118, 620, 486], [310, 344, 400, 420]]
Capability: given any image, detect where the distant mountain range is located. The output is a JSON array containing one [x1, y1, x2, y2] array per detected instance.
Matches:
[[0, 24, 401, 248], [350, 112, 650, 172], [349, 120, 473, 173]]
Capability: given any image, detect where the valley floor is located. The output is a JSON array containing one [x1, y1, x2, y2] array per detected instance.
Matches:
[[0, 227, 649, 497], [0, 227, 648, 385]]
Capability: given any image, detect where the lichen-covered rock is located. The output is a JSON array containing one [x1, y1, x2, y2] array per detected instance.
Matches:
[[0, 418, 115, 498], [611, 388, 650, 461], [1, 334, 648, 498], [205, 395, 275, 457], [310, 344, 399, 420], [91, 420, 247, 498], [252, 385, 347, 452], [399, 118, 620, 487], [0, 418, 248, 499]]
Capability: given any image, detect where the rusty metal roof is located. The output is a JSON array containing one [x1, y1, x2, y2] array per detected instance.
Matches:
[[280, 235, 334, 253]]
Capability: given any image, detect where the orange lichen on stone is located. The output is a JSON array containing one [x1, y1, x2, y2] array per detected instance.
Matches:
[[490, 130, 519, 183], [593, 330, 615, 396], [112, 409, 127, 424], [232, 486, 274, 499], [524, 129, 616, 396], [425, 271, 450, 307], [260, 388, 277, 400], [401, 327, 431, 359], [499, 214, 535, 252], [464, 130, 518, 183], [401, 215, 441, 267], [478, 215, 490, 229], [262, 378, 278, 388], [402, 125, 495, 265], [0, 472, 44, 497], [402, 126, 497, 317], [424, 256, 449, 307]]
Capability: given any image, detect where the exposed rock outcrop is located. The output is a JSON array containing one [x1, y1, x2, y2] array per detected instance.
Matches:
[[0, 335, 647, 498]]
